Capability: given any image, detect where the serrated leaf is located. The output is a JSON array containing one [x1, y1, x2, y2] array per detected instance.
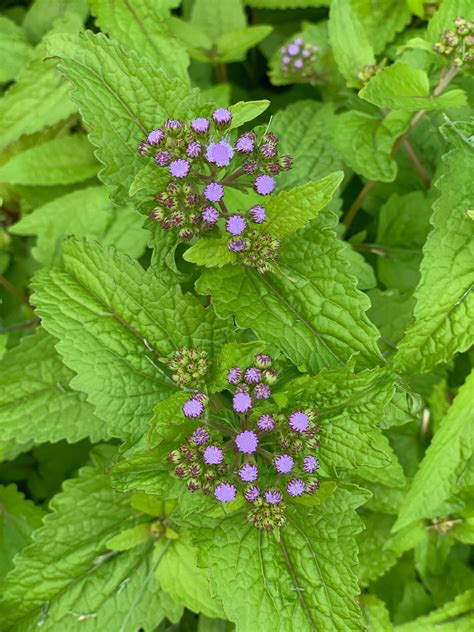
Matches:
[[196, 210, 383, 373], [216, 25, 273, 63], [395, 588, 474, 631], [229, 99, 270, 129], [359, 63, 467, 111], [11, 186, 147, 266], [31, 238, 229, 439], [191, 0, 246, 43], [367, 290, 416, 360], [0, 328, 107, 444], [247, 0, 329, 6], [183, 236, 235, 268], [394, 370, 474, 531], [350, 0, 411, 55], [0, 17, 32, 83], [394, 125, 474, 373], [0, 135, 98, 186]]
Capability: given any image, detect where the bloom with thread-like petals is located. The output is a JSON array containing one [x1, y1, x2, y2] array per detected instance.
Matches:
[[155, 151, 170, 166], [191, 117, 210, 133], [257, 414, 275, 432], [212, 108, 232, 126], [244, 367, 261, 383], [236, 134, 254, 153], [215, 482, 236, 502], [183, 398, 204, 418], [254, 175, 275, 196], [303, 455, 319, 473], [227, 366, 242, 384], [202, 206, 219, 224], [265, 489, 282, 504], [206, 141, 234, 167], [228, 238, 247, 253], [165, 119, 182, 129], [239, 463, 258, 482], [287, 479, 305, 497], [204, 182, 224, 202], [204, 445, 224, 465], [235, 430, 258, 454], [148, 129, 164, 145], [255, 383, 271, 400], [250, 205, 266, 224], [192, 427, 209, 445], [289, 411, 309, 432], [169, 159, 190, 179], [288, 43, 299, 56], [274, 454, 294, 474], [233, 391, 252, 413], [245, 485, 260, 502], [186, 141, 202, 158], [226, 214, 246, 235]]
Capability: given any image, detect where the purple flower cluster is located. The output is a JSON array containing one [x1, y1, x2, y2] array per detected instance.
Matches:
[[432, 17, 474, 67], [280, 37, 319, 83]]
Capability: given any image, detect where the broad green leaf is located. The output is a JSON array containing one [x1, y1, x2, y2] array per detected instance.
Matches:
[[216, 25, 273, 63], [359, 63, 467, 112], [0, 484, 44, 580], [0, 135, 98, 186], [394, 125, 474, 373], [229, 99, 270, 129], [191, 487, 367, 631], [394, 370, 474, 530], [11, 186, 147, 266], [22, 0, 88, 43], [395, 588, 474, 631], [165, 16, 213, 52], [328, 0, 375, 87], [32, 238, 229, 438], [350, 0, 411, 54], [0, 328, 107, 444], [247, 0, 329, 6], [191, 0, 246, 43], [183, 236, 235, 268], [271, 101, 344, 190], [367, 289, 416, 359], [88, 0, 190, 82], [196, 210, 383, 373], [333, 111, 411, 182], [0, 17, 32, 83], [342, 245, 377, 290], [265, 171, 344, 238], [106, 524, 151, 551]]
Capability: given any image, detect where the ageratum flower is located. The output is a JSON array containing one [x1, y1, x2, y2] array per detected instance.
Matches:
[[279, 37, 319, 83], [432, 17, 474, 67]]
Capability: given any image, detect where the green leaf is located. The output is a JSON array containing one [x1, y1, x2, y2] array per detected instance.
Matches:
[[367, 289, 416, 358], [394, 370, 474, 531], [0, 328, 107, 444], [216, 25, 273, 63], [106, 524, 151, 551], [229, 99, 270, 129], [22, 0, 88, 43], [0, 17, 32, 83], [328, 0, 375, 87], [265, 171, 344, 238], [0, 135, 98, 186], [190, 0, 246, 43], [88, 0, 190, 82], [31, 238, 229, 438], [0, 484, 44, 580], [360, 595, 393, 631], [394, 125, 474, 373], [11, 186, 147, 266], [333, 110, 411, 182], [191, 487, 366, 631], [183, 236, 235, 268], [395, 588, 474, 631], [247, 0, 329, 6], [196, 210, 383, 373], [350, 0, 411, 55], [359, 63, 467, 112], [165, 16, 213, 53]]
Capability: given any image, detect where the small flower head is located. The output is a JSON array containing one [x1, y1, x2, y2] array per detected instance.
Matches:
[[186, 141, 202, 157], [255, 354, 272, 368], [235, 430, 259, 454], [303, 455, 319, 473], [226, 214, 247, 236], [183, 397, 204, 418], [243, 160, 258, 174], [289, 411, 309, 432], [245, 485, 260, 502], [202, 206, 219, 224], [306, 478, 320, 494], [249, 205, 266, 224], [169, 159, 190, 179], [236, 134, 255, 153], [165, 119, 182, 130], [239, 463, 258, 482], [227, 366, 242, 384], [204, 182, 224, 202], [264, 489, 282, 505], [148, 129, 164, 145], [257, 414, 275, 432], [212, 108, 232, 126], [287, 43, 300, 56], [274, 454, 294, 474], [233, 390, 252, 413], [254, 174, 275, 196], [228, 238, 247, 253], [244, 367, 261, 384], [255, 383, 271, 400], [155, 151, 170, 166], [192, 427, 209, 445], [215, 482, 236, 502], [191, 117, 210, 133], [287, 479, 305, 497], [204, 445, 224, 465], [260, 143, 277, 158], [206, 141, 234, 167]]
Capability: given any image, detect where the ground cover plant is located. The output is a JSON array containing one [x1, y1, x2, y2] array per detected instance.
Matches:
[[0, 0, 473, 630]]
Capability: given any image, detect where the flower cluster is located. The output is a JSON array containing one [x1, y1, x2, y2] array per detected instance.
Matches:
[[167, 353, 321, 531], [280, 37, 319, 82], [167, 347, 209, 388], [357, 63, 383, 84], [138, 108, 292, 272], [433, 16, 474, 67]]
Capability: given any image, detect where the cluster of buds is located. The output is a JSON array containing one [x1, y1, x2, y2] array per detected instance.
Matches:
[[432, 17, 474, 67], [167, 347, 209, 388], [138, 108, 292, 272], [357, 63, 383, 84], [166, 353, 321, 532], [280, 37, 319, 83]]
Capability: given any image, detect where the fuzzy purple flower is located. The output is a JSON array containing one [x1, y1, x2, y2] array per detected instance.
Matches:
[[289, 411, 309, 433], [245, 485, 260, 502], [255, 383, 271, 400], [288, 43, 300, 56], [294, 58, 304, 69], [228, 238, 247, 253], [204, 182, 224, 202], [186, 141, 202, 158], [212, 108, 232, 126], [169, 159, 190, 179], [303, 455, 319, 473], [226, 214, 247, 236], [255, 354, 272, 368], [192, 427, 209, 445], [235, 430, 258, 454], [183, 398, 204, 418], [249, 205, 266, 224], [244, 367, 261, 384], [206, 141, 234, 167], [232, 390, 252, 413], [236, 133, 255, 153], [243, 160, 258, 174], [287, 479, 305, 497], [260, 143, 277, 158], [165, 119, 182, 130], [239, 463, 258, 482], [204, 445, 224, 465], [202, 206, 219, 224], [155, 151, 170, 166], [148, 129, 164, 145], [215, 482, 236, 502], [274, 454, 294, 474], [257, 414, 275, 432], [191, 117, 210, 133], [265, 489, 282, 505], [254, 175, 275, 196], [227, 366, 242, 384]]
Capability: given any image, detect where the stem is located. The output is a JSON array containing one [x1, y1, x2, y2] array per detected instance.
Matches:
[[0, 317, 40, 333], [213, 62, 228, 84], [342, 181, 375, 233], [221, 168, 246, 185], [402, 139, 430, 188], [0, 275, 30, 307]]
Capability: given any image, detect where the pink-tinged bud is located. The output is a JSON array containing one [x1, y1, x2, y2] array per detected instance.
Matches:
[[255, 354, 272, 368], [212, 108, 232, 126]]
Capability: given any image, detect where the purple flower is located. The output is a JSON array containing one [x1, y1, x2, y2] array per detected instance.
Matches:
[[245, 485, 260, 502], [288, 43, 300, 56], [254, 175, 275, 196], [187, 141, 202, 157], [193, 391, 208, 404], [155, 151, 170, 166], [255, 383, 271, 400], [287, 479, 305, 497], [227, 366, 242, 384], [183, 398, 204, 418], [236, 134, 255, 153], [191, 117, 210, 133], [165, 119, 182, 130], [239, 463, 258, 482], [294, 37, 303, 45], [260, 143, 277, 158], [235, 430, 258, 454], [204, 182, 224, 202], [255, 354, 272, 368], [274, 454, 294, 474], [233, 391, 252, 413], [226, 214, 247, 236], [265, 489, 282, 505], [294, 58, 304, 69], [169, 159, 190, 179], [243, 160, 258, 174], [212, 108, 232, 126], [282, 55, 290, 65], [306, 478, 320, 494], [228, 238, 247, 253], [192, 427, 209, 445], [257, 414, 275, 432], [250, 205, 266, 224], [302, 49, 311, 58], [289, 411, 309, 432], [148, 129, 164, 145], [244, 367, 261, 384], [202, 206, 219, 224], [204, 445, 224, 465], [303, 455, 319, 473], [215, 482, 236, 502], [206, 141, 234, 167]]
